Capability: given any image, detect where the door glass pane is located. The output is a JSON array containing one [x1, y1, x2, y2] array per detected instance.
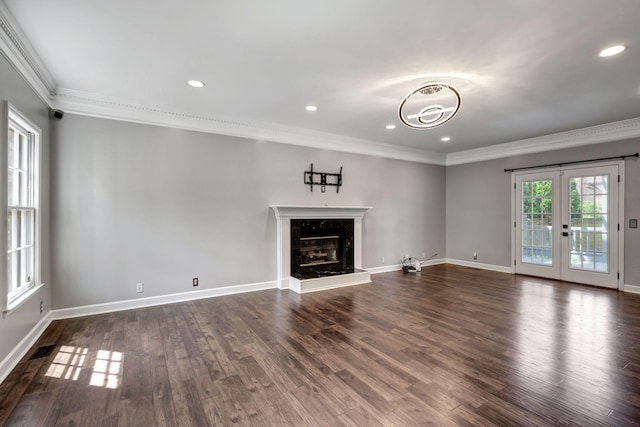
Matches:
[[569, 175, 609, 273], [521, 179, 553, 265]]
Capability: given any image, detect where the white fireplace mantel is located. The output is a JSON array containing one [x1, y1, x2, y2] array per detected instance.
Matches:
[[270, 205, 371, 220], [270, 205, 372, 291]]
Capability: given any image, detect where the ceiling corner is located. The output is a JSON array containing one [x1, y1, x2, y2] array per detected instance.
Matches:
[[0, 1, 56, 104]]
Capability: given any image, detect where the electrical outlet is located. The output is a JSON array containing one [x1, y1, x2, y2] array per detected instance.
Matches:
[[193, 277, 199, 287], [473, 252, 478, 260], [39, 300, 43, 314], [136, 283, 144, 293], [381, 257, 385, 263], [422, 252, 426, 258]]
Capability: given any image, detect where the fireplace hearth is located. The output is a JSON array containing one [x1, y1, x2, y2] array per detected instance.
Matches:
[[270, 205, 372, 293]]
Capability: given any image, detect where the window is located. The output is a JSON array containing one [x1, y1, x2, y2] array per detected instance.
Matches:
[[2, 102, 41, 312]]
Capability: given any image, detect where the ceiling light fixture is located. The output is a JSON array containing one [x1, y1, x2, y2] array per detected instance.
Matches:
[[305, 105, 318, 112], [441, 136, 451, 142], [386, 124, 396, 130], [399, 82, 461, 129], [599, 45, 626, 57], [188, 80, 205, 88]]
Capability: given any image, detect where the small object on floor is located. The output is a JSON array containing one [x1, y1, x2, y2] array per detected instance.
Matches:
[[402, 256, 421, 273]]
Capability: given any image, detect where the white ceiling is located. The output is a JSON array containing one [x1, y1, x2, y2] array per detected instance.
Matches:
[[2, 0, 640, 164]]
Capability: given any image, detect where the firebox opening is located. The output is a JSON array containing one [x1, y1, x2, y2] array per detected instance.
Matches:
[[291, 219, 355, 279]]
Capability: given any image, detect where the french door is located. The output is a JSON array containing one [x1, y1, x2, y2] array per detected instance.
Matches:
[[514, 163, 621, 289]]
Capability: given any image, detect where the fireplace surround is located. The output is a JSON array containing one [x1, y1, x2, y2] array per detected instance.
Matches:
[[270, 205, 371, 293]]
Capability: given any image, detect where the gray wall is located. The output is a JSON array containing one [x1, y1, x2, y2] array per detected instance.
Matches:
[[446, 138, 640, 286], [0, 53, 51, 363], [51, 115, 446, 309]]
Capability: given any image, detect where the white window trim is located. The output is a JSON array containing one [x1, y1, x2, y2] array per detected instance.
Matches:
[[1, 101, 43, 316]]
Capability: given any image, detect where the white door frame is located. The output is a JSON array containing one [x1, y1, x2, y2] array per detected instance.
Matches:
[[511, 160, 625, 290]]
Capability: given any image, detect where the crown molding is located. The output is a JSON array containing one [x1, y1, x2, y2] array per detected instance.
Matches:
[[58, 84, 640, 167], [0, 2, 56, 104], [54, 87, 448, 165], [445, 117, 640, 166]]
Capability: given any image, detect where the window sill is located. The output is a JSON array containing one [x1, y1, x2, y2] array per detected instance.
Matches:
[[3, 283, 45, 318]]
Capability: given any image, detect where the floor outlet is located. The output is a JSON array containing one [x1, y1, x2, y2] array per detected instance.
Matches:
[[136, 283, 144, 293], [193, 277, 199, 287]]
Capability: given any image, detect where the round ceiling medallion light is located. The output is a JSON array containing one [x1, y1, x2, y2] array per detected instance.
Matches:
[[599, 45, 626, 57], [188, 80, 205, 88], [441, 136, 451, 142], [398, 82, 461, 129], [305, 105, 318, 111]]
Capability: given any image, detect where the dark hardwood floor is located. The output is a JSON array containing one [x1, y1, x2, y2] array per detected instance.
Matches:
[[1, 264, 640, 426]]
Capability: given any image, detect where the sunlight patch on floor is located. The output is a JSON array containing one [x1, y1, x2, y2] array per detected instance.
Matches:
[[45, 345, 87, 381], [44, 346, 123, 389]]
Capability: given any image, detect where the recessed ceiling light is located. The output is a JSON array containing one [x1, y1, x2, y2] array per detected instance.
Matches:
[[441, 136, 451, 142], [599, 45, 626, 57], [386, 124, 396, 130], [305, 105, 318, 112], [188, 80, 205, 88]]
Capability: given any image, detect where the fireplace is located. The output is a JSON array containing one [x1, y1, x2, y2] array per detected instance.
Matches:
[[270, 205, 371, 293], [291, 219, 354, 279]]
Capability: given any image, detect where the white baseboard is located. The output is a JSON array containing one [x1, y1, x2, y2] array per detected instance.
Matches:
[[624, 284, 640, 294], [0, 312, 52, 384], [51, 280, 278, 320], [445, 258, 514, 274], [421, 258, 447, 267], [368, 258, 446, 275], [368, 264, 402, 274]]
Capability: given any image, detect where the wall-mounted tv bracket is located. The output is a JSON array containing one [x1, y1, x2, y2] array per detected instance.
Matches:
[[304, 163, 343, 193]]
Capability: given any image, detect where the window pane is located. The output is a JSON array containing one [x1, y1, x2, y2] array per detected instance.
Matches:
[[582, 231, 595, 251], [8, 252, 17, 294], [25, 210, 33, 246], [26, 247, 33, 283], [570, 251, 582, 268], [597, 175, 608, 194], [595, 252, 608, 272], [542, 228, 552, 248], [13, 209, 20, 250], [7, 210, 13, 250], [20, 171, 26, 205], [595, 194, 608, 214]]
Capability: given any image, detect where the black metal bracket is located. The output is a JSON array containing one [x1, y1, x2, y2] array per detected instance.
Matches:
[[304, 163, 343, 193]]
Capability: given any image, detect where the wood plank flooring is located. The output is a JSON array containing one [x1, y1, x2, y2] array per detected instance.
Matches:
[[2, 264, 640, 426]]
